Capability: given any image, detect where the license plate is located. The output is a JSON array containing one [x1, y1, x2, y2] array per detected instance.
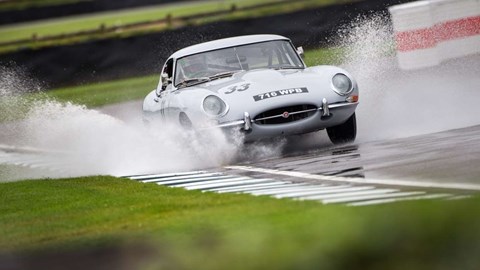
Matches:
[[253, 87, 308, 101]]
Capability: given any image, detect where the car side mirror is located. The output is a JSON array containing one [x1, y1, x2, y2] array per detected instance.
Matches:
[[161, 73, 172, 90], [296, 46, 305, 59]]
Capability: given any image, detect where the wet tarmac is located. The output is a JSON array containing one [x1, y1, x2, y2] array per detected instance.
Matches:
[[119, 124, 480, 206], [228, 124, 480, 193]]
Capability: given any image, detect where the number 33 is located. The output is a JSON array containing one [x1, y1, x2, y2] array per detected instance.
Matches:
[[225, 83, 250, 94]]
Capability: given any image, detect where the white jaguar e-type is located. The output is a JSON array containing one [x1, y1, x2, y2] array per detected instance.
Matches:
[[143, 34, 359, 144]]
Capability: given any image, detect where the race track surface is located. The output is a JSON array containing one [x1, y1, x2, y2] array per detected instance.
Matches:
[[119, 124, 479, 206], [2, 99, 480, 206]]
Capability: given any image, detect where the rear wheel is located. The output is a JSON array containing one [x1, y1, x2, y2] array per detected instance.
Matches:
[[327, 113, 357, 145]]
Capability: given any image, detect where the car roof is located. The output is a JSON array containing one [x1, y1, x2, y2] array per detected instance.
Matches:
[[170, 34, 290, 59]]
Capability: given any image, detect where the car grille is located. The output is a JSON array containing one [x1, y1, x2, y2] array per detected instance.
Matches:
[[254, 104, 317, 125]]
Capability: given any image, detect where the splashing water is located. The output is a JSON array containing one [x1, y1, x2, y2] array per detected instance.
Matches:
[[2, 13, 480, 181], [335, 13, 480, 141], [0, 68, 287, 180], [0, 68, 266, 180], [336, 13, 396, 82], [0, 96, 254, 179]]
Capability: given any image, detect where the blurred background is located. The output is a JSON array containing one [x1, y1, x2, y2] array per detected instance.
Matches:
[[0, 0, 414, 90]]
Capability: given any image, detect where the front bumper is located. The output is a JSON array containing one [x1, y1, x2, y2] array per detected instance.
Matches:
[[215, 100, 358, 140]]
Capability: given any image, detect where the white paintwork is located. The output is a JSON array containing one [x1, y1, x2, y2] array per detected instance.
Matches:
[[226, 165, 480, 191], [348, 193, 452, 206], [275, 186, 377, 199], [182, 178, 273, 190], [140, 172, 223, 183], [210, 182, 297, 193], [126, 170, 467, 206], [323, 191, 426, 204], [298, 189, 400, 201], [129, 170, 208, 180], [149, 175, 238, 185], [251, 185, 354, 196]]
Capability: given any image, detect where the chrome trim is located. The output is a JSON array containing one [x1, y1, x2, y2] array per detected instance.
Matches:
[[322, 98, 330, 117], [244, 112, 252, 131], [212, 102, 358, 130], [252, 101, 358, 123], [328, 101, 358, 109], [331, 73, 354, 96], [216, 120, 245, 129], [253, 108, 318, 122]]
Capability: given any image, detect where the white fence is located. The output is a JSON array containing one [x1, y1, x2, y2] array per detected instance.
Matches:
[[389, 0, 480, 70]]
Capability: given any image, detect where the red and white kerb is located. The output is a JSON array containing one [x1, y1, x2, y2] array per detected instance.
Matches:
[[389, 0, 480, 70]]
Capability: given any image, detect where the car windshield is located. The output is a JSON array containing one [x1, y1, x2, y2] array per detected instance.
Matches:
[[174, 40, 304, 87]]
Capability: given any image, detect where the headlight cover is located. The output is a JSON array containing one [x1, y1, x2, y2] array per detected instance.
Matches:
[[332, 73, 353, 96], [202, 95, 228, 117]]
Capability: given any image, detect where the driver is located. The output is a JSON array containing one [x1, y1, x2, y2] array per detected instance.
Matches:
[[179, 54, 208, 79]]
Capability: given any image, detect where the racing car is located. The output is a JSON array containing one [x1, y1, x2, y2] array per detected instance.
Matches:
[[143, 34, 359, 144]]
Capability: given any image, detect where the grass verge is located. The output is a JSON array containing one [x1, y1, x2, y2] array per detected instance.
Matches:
[[44, 74, 158, 108], [0, 176, 479, 269], [0, 0, 87, 12], [0, 0, 344, 53]]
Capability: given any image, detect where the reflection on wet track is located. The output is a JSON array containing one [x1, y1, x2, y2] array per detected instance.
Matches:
[[252, 125, 480, 190]]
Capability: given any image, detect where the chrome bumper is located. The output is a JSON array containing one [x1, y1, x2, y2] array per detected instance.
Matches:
[[216, 100, 359, 131]]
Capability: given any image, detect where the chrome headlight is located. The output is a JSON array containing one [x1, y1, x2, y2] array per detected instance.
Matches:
[[332, 73, 353, 96], [202, 95, 228, 117]]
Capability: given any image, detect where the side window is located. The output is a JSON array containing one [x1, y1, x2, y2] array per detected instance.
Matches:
[[157, 58, 174, 94], [163, 59, 173, 78]]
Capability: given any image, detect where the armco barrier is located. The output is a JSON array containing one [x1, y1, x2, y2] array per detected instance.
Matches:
[[389, 0, 480, 70]]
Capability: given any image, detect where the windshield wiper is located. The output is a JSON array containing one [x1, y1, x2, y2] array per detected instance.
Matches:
[[178, 77, 210, 88], [274, 65, 304, 70], [178, 71, 241, 88], [208, 70, 241, 80]]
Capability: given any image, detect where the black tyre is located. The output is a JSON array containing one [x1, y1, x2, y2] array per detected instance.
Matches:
[[327, 113, 357, 145]]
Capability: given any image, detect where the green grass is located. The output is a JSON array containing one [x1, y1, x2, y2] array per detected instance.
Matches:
[[0, 176, 479, 269], [0, 0, 344, 53], [44, 74, 158, 108], [304, 46, 343, 66], [0, 74, 157, 123], [0, 0, 88, 11], [0, 0, 291, 42]]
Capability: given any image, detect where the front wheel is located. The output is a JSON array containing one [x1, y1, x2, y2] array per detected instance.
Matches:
[[327, 113, 357, 145]]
